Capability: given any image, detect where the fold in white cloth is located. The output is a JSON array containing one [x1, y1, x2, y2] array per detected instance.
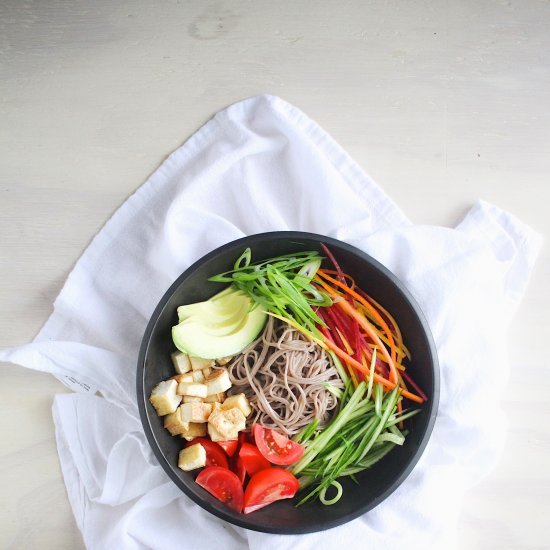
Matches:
[[1, 95, 542, 550]]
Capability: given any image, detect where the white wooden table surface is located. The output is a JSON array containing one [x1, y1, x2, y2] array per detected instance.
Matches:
[[1, 1, 548, 548]]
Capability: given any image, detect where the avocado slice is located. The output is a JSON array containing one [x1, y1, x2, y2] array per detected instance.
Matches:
[[172, 286, 267, 359]]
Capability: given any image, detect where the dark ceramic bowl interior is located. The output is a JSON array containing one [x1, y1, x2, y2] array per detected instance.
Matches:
[[137, 231, 439, 534]]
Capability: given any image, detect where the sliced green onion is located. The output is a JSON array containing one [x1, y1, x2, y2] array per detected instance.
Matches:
[[208, 249, 332, 335], [234, 247, 251, 269], [297, 258, 321, 279]]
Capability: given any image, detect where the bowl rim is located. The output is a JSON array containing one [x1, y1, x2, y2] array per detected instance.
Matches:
[[137, 231, 440, 534]]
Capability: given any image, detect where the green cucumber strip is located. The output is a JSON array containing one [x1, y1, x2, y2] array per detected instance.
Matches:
[[323, 382, 344, 401], [319, 481, 343, 505], [291, 382, 367, 475], [366, 347, 377, 401], [374, 382, 383, 417]]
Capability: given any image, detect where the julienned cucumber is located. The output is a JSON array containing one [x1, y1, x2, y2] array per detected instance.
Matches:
[[290, 380, 419, 506]]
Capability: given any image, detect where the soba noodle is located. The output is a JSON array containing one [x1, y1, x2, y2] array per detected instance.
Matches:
[[226, 316, 343, 436]]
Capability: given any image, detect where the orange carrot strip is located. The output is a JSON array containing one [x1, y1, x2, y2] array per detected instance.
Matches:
[[363, 294, 412, 361], [322, 337, 424, 403], [333, 295, 399, 386], [318, 269, 356, 289], [396, 398, 404, 429], [316, 270, 398, 366]]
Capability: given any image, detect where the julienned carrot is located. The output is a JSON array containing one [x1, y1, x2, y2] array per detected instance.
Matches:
[[332, 295, 399, 386], [322, 337, 424, 404], [357, 287, 411, 361], [316, 269, 397, 365], [320, 269, 356, 289], [324, 304, 383, 378], [319, 323, 359, 387], [332, 304, 390, 375], [356, 302, 408, 362]]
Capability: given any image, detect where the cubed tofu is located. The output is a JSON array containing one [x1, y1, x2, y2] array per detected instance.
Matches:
[[180, 402, 212, 423], [204, 392, 224, 403], [208, 406, 246, 440], [171, 373, 193, 384], [149, 379, 182, 416], [205, 368, 232, 395], [178, 443, 206, 471], [208, 422, 228, 442], [179, 422, 207, 441], [171, 351, 192, 374], [176, 382, 208, 398], [183, 395, 203, 404], [163, 407, 188, 436], [216, 356, 232, 366], [221, 393, 252, 417], [202, 367, 212, 378], [192, 370, 205, 383], [190, 356, 215, 371], [210, 401, 222, 413]]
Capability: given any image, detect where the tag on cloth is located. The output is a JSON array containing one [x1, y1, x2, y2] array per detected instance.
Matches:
[[0, 95, 542, 550]]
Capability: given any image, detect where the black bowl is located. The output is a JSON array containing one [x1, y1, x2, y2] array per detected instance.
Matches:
[[137, 231, 439, 534]]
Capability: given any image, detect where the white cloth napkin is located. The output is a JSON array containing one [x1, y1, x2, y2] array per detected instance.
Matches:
[[1, 95, 542, 550]]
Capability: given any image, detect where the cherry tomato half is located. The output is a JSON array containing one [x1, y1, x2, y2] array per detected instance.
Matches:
[[196, 466, 244, 513], [252, 424, 304, 466], [243, 468, 300, 514], [185, 438, 228, 469], [239, 442, 270, 476], [217, 439, 239, 457]]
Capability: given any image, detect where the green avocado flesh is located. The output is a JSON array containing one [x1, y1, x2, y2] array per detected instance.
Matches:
[[172, 286, 267, 359]]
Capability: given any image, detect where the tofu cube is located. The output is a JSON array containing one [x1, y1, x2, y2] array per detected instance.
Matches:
[[192, 370, 205, 383], [216, 356, 232, 366], [202, 367, 212, 378], [179, 422, 207, 441], [207, 406, 246, 440], [163, 407, 187, 436], [171, 373, 193, 384], [207, 422, 227, 442], [210, 402, 222, 413], [171, 352, 191, 374], [178, 443, 206, 471], [149, 379, 182, 416], [190, 356, 215, 371], [205, 368, 232, 395], [204, 392, 224, 403], [222, 393, 252, 417], [181, 402, 212, 423], [183, 395, 203, 404], [177, 382, 207, 398]]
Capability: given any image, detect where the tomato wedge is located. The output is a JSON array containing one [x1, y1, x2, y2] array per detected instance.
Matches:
[[239, 442, 270, 476], [185, 438, 228, 469], [233, 456, 247, 485], [217, 440, 239, 457], [243, 468, 300, 514], [253, 424, 304, 466], [196, 466, 244, 513]]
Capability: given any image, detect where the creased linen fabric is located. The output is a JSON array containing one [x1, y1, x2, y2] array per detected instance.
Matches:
[[0, 95, 541, 550]]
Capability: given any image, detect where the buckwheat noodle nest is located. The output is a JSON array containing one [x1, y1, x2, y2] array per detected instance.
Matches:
[[227, 316, 343, 436]]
